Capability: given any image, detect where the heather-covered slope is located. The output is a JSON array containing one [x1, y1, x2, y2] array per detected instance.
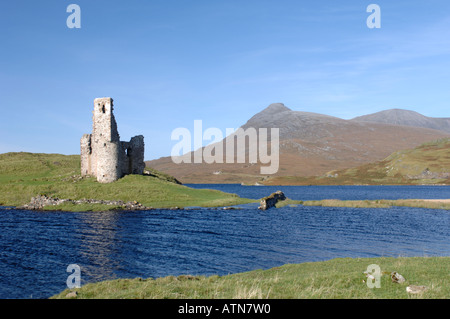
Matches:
[[147, 104, 449, 184]]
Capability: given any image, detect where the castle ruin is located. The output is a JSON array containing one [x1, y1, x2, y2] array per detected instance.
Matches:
[[80, 97, 145, 183]]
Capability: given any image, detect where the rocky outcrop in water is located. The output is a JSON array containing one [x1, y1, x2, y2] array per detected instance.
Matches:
[[258, 191, 286, 210]]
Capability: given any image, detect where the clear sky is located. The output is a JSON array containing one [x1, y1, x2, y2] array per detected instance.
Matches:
[[1, 0, 450, 160]]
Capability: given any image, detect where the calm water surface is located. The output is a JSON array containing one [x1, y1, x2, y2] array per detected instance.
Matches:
[[185, 184, 450, 200], [0, 185, 449, 299]]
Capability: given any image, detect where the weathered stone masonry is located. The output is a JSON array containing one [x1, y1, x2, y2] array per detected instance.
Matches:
[[80, 97, 145, 183]]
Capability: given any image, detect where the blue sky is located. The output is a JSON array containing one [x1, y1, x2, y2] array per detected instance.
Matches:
[[1, 0, 450, 160]]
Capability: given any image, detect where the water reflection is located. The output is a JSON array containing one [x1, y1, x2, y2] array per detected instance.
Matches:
[[75, 212, 124, 283]]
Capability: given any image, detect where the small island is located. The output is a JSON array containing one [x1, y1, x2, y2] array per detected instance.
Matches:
[[0, 97, 257, 211], [0, 151, 256, 211]]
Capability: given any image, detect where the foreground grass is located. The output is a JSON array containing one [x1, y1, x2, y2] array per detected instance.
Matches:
[[0, 152, 255, 210], [52, 257, 450, 299]]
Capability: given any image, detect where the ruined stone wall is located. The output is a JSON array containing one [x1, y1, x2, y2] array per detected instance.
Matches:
[[92, 97, 121, 183], [80, 134, 92, 177], [125, 135, 145, 174], [80, 97, 145, 183], [119, 135, 145, 176]]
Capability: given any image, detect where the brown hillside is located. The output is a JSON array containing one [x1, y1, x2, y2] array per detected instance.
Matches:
[[147, 104, 449, 184]]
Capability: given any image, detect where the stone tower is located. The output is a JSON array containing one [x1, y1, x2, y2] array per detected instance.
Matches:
[[80, 97, 145, 183]]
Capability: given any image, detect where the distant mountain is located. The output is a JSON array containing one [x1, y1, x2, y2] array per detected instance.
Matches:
[[147, 104, 450, 184], [351, 109, 450, 133], [241, 103, 343, 139]]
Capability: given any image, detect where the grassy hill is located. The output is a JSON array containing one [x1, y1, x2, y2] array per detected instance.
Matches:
[[264, 138, 450, 185], [0, 152, 254, 211], [51, 256, 450, 299]]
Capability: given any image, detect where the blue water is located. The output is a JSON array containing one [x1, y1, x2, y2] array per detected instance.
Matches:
[[0, 185, 449, 299], [185, 184, 450, 201]]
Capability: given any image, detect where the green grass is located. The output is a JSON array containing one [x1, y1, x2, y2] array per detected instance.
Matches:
[[51, 257, 450, 299], [301, 199, 450, 210], [0, 152, 255, 210], [1, 152, 447, 211], [275, 198, 450, 210]]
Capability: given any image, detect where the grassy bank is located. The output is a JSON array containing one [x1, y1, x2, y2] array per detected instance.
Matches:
[[52, 257, 450, 299], [276, 199, 450, 210], [277, 199, 450, 210], [0, 152, 255, 211]]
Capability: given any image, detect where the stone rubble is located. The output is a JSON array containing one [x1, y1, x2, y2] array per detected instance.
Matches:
[[406, 285, 428, 294], [391, 271, 406, 284], [18, 195, 151, 211]]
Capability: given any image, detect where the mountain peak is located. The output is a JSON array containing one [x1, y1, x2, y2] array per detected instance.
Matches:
[[351, 108, 450, 133], [353, 108, 424, 120], [377, 108, 422, 115], [261, 103, 291, 114]]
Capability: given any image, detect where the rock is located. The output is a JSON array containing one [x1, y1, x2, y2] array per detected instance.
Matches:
[[222, 206, 239, 210], [364, 272, 376, 281], [406, 285, 428, 294], [177, 275, 199, 281], [66, 291, 78, 298], [18, 195, 69, 210], [391, 271, 406, 284], [258, 191, 286, 210], [19, 195, 153, 211]]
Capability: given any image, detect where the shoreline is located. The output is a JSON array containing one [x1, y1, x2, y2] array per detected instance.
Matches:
[[3, 196, 255, 212], [1, 152, 448, 212], [4, 196, 450, 212], [421, 199, 450, 203], [296, 198, 450, 210]]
